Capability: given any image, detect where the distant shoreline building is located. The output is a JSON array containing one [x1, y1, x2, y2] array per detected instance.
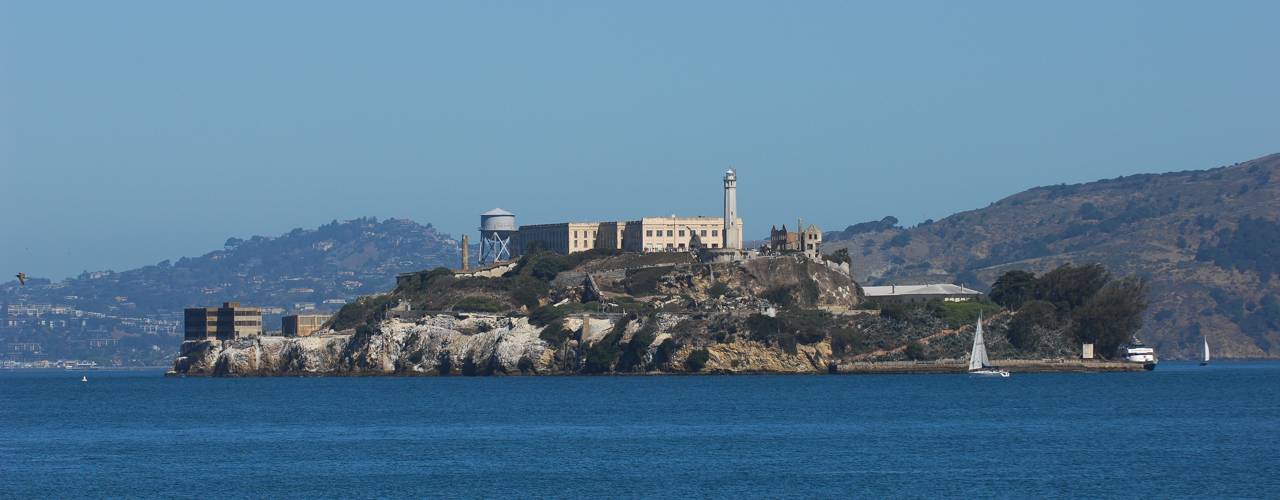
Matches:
[[184, 302, 262, 341]]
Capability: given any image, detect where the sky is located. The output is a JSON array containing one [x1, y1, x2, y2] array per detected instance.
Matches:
[[2, 1, 1278, 281]]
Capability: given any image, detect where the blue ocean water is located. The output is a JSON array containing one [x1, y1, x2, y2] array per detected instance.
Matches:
[[2, 363, 1278, 499]]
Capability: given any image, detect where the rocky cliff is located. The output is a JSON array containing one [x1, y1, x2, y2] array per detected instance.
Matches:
[[169, 312, 841, 376], [170, 255, 859, 376]]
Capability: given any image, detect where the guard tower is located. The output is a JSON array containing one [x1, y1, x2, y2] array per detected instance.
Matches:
[[479, 208, 516, 265]]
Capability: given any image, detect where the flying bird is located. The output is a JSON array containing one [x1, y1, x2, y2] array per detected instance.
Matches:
[[15, 273, 27, 285]]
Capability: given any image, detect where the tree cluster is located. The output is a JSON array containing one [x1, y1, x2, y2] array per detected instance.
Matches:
[[832, 216, 899, 240], [990, 263, 1151, 356]]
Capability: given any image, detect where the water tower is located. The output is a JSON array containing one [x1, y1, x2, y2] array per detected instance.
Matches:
[[479, 208, 516, 265]]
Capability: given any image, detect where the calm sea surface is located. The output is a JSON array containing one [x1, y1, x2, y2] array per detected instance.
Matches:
[[2, 363, 1278, 499]]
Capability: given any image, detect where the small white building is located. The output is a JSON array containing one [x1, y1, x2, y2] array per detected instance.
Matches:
[[862, 284, 984, 304]]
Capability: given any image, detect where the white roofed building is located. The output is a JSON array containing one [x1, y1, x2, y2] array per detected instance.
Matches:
[[862, 284, 984, 304]]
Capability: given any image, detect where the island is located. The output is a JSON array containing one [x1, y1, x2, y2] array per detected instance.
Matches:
[[169, 249, 1147, 377]]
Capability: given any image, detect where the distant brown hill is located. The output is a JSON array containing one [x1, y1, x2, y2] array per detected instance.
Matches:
[[825, 152, 1280, 360]]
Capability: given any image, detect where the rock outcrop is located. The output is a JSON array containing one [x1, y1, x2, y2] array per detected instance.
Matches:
[[169, 312, 838, 377]]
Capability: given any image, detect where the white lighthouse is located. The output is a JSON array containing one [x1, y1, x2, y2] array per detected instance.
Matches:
[[723, 169, 740, 249]]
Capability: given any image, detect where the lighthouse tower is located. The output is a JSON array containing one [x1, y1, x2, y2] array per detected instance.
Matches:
[[723, 169, 740, 249]]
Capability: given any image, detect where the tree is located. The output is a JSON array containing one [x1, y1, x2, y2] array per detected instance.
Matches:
[[1071, 277, 1152, 356], [904, 340, 925, 360], [1038, 263, 1110, 310], [989, 270, 1037, 309], [824, 248, 852, 265], [1007, 300, 1057, 349], [528, 253, 568, 281]]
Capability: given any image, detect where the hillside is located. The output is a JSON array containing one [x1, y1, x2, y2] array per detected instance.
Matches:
[[824, 152, 1280, 360], [0, 217, 461, 364]]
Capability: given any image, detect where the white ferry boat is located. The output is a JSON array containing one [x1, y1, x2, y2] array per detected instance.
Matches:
[[1118, 338, 1157, 371]]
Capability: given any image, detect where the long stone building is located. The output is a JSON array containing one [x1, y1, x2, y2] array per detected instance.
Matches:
[[512, 216, 743, 256]]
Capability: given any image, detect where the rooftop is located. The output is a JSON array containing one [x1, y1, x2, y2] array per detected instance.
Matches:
[[862, 284, 983, 297]]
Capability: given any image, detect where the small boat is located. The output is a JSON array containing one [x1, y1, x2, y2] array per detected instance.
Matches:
[[81, 376, 87, 382], [1118, 337, 1157, 371], [1201, 336, 1210, 366], [969, 311, 1009, 377]]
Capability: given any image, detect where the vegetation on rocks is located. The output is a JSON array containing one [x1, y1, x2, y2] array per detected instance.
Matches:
[[990, 263, 1152, 356]]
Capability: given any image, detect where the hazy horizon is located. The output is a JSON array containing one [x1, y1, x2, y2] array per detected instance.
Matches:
[[4, 2, 1278, 280]]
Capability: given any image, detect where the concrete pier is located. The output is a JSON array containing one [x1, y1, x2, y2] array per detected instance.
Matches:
[[834, 359, 1149, 374]]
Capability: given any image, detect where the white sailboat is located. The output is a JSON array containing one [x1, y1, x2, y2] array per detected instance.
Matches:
[[969, 311, 1009, 377], [1201, 336, 1210, 366]]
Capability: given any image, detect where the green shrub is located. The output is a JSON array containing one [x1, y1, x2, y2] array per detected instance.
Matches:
[[795, 329, 824, 345], [538, 321, 571, 345], [776, 334, 798, 355], [625, 266, 673, 295], [582, 338, 622, 374], [761, 285, 797, 308], [746, 313, 785, 341], [824, 248, 852, 265], [616, 319, 656, 372], [530, 253, 569, 281], [455, 296, 502, 312], [512, 287, 541, 309], [800, 277, 820, 306], [528, 306, 565, 327], [880, 303, 908, 321], [830, 328, 865, 355], [707, 280, 729, 299], [904, 340, 925, 360], [329, 301, 369, 331], [685, 348, 711, 372]]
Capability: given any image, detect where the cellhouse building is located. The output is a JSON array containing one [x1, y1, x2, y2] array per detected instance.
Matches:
[[482, 170, 745, 260]]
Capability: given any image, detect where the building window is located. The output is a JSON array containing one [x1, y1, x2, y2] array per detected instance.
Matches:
[[701, 230, 707, 236], [666, 243, 674, 248], [712, 230, 719, 237], [679, 230, 685, 237], [666, 230, 673, 237], [574, 231, 578, 238], [646, 230, 652, 237], [574, 241, 578, 248], [807, 244, 813, 250], [679, 243, 686, 249], [712, 244, 718, 248]]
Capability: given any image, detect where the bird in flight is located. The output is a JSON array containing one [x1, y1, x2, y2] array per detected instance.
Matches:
[[15, 273, 27, 285]]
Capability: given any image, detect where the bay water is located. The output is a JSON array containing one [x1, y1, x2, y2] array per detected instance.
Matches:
[[2, 362, 1277, 498]]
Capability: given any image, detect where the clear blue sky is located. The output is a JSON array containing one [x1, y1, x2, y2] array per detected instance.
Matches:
[[3, 1, 1277, 280]]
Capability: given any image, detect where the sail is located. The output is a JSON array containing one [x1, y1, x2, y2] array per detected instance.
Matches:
[[1204, 338, 1210, 363], [969, 311, 990, 371]]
